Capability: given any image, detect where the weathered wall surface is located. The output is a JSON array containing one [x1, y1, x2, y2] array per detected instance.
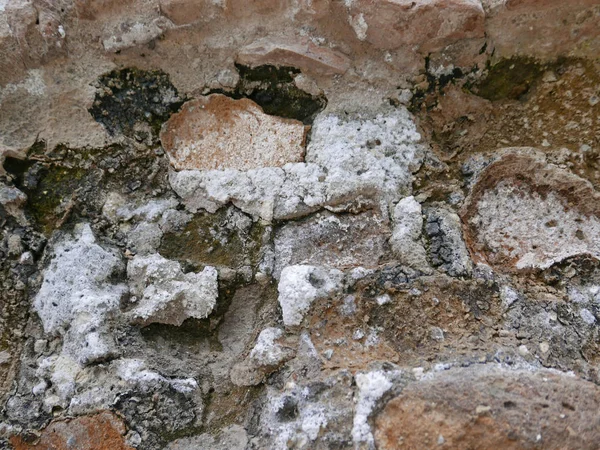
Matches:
[[1, 1, 600, 449]]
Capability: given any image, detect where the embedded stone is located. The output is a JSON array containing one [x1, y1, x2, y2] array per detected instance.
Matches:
[[127, 253, 218, 326], [483, 0, 600, 59], [461, 149, 600, 271], [33, 225, 127, 365], [160, 95, 308, 171], [10, 411, 133, 450], [424, 204, 473, 277], [347, 0, 485, 53], [237, 38, 351, 76], [168, 107, 423, 222], [0, 184, 27, 224], [273, 211, 391, 278], [230, 327, 296, 386], [278, 265, 344, 326], [390, 196, 431, 272], [374, 365, 600, 449]]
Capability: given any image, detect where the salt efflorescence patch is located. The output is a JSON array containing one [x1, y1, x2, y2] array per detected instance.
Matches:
[[277, 265, 344, 327], [127, 253, 218, 326], [33, 224, 127, 365], [472, 181, 600, 270], [249, 327, 288, 366], [352, 370, 397, 446], [169, 108, 424, 223]]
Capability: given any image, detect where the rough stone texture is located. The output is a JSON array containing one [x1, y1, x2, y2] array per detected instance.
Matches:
[[257, 371, 356, 449], [353, 369, 399, 446], [484, 0, 600, 59], [462, 149, 600, 271], [33, 224, 127, 365], [168, 107, 424, 222], [425, 204, 473, 277], [375, 365, 600, 449], [127, 253, 218, 326], [164, 425, 248, 450], [390, 196, 431, 272], [160, 95, 308, 171], [237, 38, 351, 76], [348, 0, 485, 52], [273, 211, 391, 278], [10, 411, 133, 450], [0, 184, 27, 225], [2, 0, 600, 449], [277, 265, 344, 326], [230, 327, 296, 385]]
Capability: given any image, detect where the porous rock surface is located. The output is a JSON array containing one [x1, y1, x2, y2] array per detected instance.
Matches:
[[160, 94, 308, 171], [1, 1, 600, 449]]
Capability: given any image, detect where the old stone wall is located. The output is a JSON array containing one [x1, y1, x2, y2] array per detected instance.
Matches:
[[0, 0, 599, 449]]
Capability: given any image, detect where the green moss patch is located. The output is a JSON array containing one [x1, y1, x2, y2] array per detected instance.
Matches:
[[159, 208, 264, 270]]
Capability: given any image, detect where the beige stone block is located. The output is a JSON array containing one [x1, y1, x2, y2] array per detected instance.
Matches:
[[160, 94, 308, 171], [237, 38, 351, 76]]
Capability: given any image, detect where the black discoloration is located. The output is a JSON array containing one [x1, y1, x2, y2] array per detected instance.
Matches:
[[215, 64, 327, 125], [89, 68, 184, 137]]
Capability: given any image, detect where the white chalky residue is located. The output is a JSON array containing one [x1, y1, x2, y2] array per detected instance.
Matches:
[[390, 196, 430, 271], [115, 359, 198, 394], [278, 265, 344, 326], [568, 286, 589, 304], [33, 224, 127, 365], [261, 383, 343, 450], [352, 370, 394, 446], [301, 404, 328, 440], [349, 13, 368, 41], [249, 328, 286, 366], [376, 294, 391, 306], [500, 286, 520, 308], [116, 197, 179, 222], [66, 358, 198, 415], [472, 181, 600, 269], [36, 355, 82, 406], [127, 253, 218, 326], [580, 308, 596, 325], [170, 109, 423, 222], [306, 110, 422, 210]]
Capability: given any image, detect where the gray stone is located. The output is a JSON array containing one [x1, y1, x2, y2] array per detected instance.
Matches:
[[33, 224, 127, 365], [274, 211, 391, 279], [127, 222, 163, 255], [390, 196, 431, 272], [127, 253, 218, 326], [424, 205, 472, 277]]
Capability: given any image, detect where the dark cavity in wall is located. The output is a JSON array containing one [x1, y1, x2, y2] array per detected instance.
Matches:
[[89, 68, 184, 137], [468, 56, 564, 101], [409, 55, 465, 112], [214, 64, 327, 125]]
